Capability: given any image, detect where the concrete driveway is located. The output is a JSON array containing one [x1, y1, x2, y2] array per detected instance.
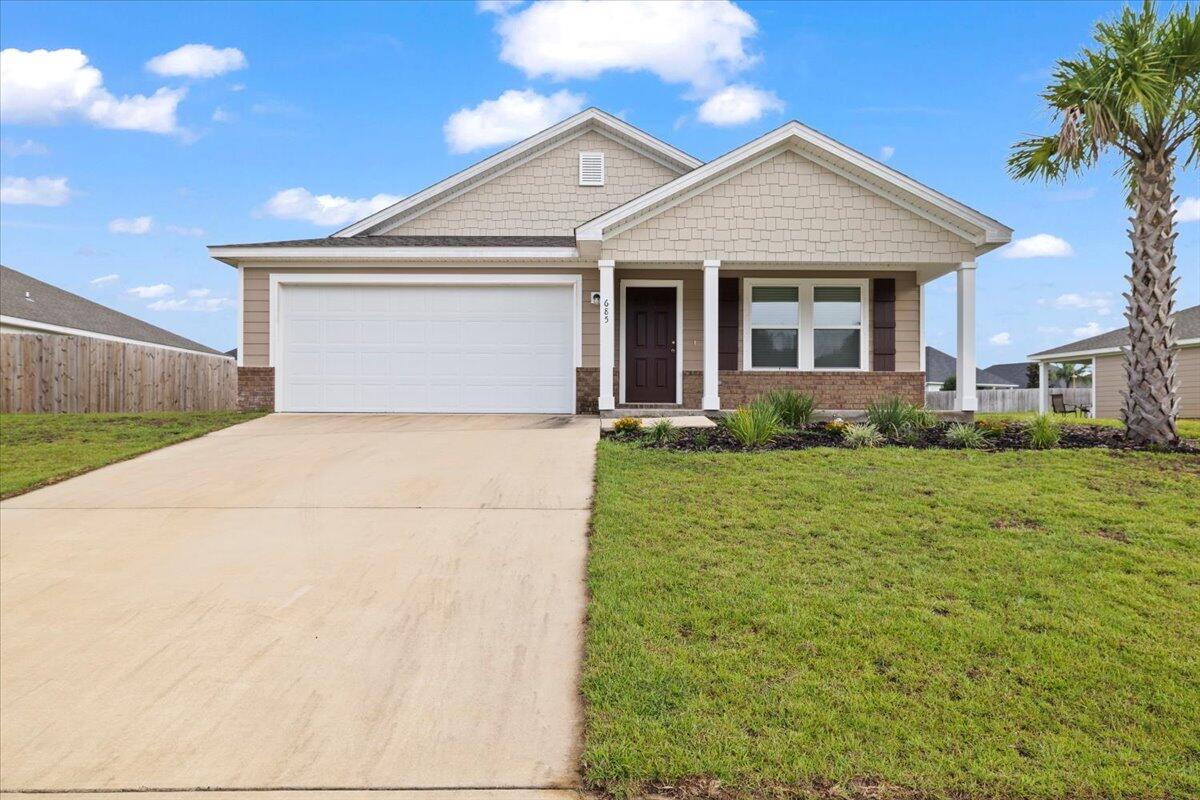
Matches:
[[0, 413, 596, 796]]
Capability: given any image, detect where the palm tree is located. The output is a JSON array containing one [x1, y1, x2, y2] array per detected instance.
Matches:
[[1053, 361, 1092, 388], [1008, 1, 1199, 445]]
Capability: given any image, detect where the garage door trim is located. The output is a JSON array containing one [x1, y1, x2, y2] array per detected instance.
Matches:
[[268, 272, 583, 413]]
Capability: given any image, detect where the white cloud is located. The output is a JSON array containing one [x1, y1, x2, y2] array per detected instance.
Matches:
[[1175, 196, 1200, 223], [260, 187, 403, 226], [444, 88, 584, 153], [0, 175, 71, 206], [90, 273, 119, 286], [1053, 292, 1113, 315], [146, 44, 247, 79], [148, 294, 232, 312], [477, 0, 523, 12], [211, 106, 235, 123], [495, 0, 759, 93], [127, 283, 174, 299], [108, 216, 153, 234], [696, 84, 783, 127], [0, 138, 47, 156], [879, 145, 895, 161], [989, 332, 1012, 345], [1, 48, 185, 135], [166, 224, 205, 236], [187, 288, 210, 297], [1001, 233, 1074, 259], [1073, 321, 1104, 338]]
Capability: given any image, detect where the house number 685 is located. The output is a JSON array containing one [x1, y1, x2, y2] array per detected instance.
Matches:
[[602, 299, 610, 324]]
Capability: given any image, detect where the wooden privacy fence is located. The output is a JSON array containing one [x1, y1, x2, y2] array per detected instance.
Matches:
[[1, 332, 237, 413], [925, 387, 1093, 412]]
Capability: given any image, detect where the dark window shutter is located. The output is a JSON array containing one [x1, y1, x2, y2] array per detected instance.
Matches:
[[872, 278, 896, 371], [718, 278, 739, 370]]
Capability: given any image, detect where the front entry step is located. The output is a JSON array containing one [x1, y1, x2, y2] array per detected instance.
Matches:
[[602, 406, 712, 419]]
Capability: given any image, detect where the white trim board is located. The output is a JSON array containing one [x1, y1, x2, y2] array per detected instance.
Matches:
[[619, 279, 685, 405], [332, 108, 701, 237], [266, 272, 583, 413], [578, 120, 1012, 252], [0, 314, 228, 358], [1029, 338, 1200, 362], [209, 245, 580, 264]]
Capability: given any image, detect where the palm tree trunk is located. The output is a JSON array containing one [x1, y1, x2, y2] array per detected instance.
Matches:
[[1123, 151, 1179, 445]]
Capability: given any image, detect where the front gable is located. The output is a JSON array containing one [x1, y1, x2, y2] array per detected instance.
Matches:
[[602, 148, 977, 263], [380, 128, 681, 237]]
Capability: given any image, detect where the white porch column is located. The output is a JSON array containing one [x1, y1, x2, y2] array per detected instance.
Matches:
[[1038, 361, 1049, 414], [598, 260, 615, 411], [955, 261, 977, 411], [702, 260, 720, 410], [1090, 357, 1097, 418]]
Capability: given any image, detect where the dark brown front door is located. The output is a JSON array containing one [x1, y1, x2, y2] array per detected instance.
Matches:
[[625, 286, 676, 403]]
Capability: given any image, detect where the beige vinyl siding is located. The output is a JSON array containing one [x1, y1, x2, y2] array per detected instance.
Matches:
[[1091, 345, 1199, 420], [602, 149, 975, 264], [379, 130, 680, 237], [241, 265, 599, 369]]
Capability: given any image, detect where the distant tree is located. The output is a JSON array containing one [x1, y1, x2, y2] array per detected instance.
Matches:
[[941, 375, 956, 391], [1008, 1, 1199, 445], [1054, 362, 1093, 388], [1027, 362, 1041, 388]]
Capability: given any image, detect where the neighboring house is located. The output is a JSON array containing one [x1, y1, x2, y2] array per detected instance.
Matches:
[[209, 108, 1011, 414], [984, 361, 1034, 389], [1, 265, 221, 355], [924, 346, 1019, 390], [1029, 304, 1200, 419]]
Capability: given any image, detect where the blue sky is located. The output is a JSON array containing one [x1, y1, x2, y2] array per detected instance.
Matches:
[[2, 0, 1197, 360]]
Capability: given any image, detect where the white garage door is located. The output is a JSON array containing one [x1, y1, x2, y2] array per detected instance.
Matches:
[[277, 283, 575, 413]]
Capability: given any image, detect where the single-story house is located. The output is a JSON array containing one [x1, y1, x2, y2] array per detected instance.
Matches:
[[1028, 304, 1199, 418], [982, 361, 1034, 389], [924, 346, 1019, 390], [1, 265, 221, 355], [208, 108, 1011, 414]]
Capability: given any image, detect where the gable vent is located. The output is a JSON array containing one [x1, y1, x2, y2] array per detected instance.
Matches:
[[579, 152, 605, 186]]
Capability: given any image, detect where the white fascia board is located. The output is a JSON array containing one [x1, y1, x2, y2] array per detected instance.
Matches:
[[1028, 337, 1200, 362], [577, 120, 1012, 247], [0, 314, 227, 357], [208, 245, 580, 263], [332, 108, 701, 238]]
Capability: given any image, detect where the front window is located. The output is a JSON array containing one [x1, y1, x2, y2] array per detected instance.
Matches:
[[749, 286, 800, 368], [745, 280, 867, 371], [813, 286, 862, 369]]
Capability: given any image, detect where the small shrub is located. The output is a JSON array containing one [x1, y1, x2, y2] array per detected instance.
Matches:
[[894, 423, 924, 446], [612, 416, 643, 434], [1027, 414, 1060, 449], [826, 417, 848, 432], [842, 422, 884, 449], [722, 403, 784, 448], [643, 418, 679, 445], [866, 397, 930, 436], [977, 417, 1006, 437], [762, 389, 816, 427], [945, 422, 988, 449], [692, 430, 710, 449]]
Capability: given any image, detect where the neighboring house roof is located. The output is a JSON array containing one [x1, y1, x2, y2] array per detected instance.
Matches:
[[0, 265, 223, 355], [925, 346, 1018, 387], [333, 108, 702, 238], [982, 361, 1033, 388], [575, 120, 1013, 257], [1029, 304, 1200, 359], [211, 235, 577, 248]]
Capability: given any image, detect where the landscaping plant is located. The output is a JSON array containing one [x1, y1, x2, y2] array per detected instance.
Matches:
[[865, 396, 932, 437], [841, 422, 884, 449], [1028, 414, 1061, 450], [1009, 1, 1199, 446], [762, 389, 816, 427], [643, 418, 679, 445], [945, 422, 990, 449], [722, 402, 784, 448], [611, 416, 643, 435]]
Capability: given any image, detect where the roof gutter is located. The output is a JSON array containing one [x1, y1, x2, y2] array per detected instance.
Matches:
[[207, 245, 581, 265]]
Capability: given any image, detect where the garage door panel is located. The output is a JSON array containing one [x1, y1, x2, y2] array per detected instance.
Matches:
[[279, 283, 575, 413]]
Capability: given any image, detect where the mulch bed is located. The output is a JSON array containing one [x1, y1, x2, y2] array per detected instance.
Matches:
[[603, 421, 1200, 454]]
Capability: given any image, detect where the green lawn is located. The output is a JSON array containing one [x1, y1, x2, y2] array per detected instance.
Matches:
[[978, 412, 1200, 441], [585, 442, 1200, 798], [0, 411, 264, 498]]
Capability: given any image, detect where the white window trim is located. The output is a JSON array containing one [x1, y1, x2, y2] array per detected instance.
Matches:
[[741, 277, 871, 372], [619, 279, 684, 405], [267, 272, 582, 414]]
